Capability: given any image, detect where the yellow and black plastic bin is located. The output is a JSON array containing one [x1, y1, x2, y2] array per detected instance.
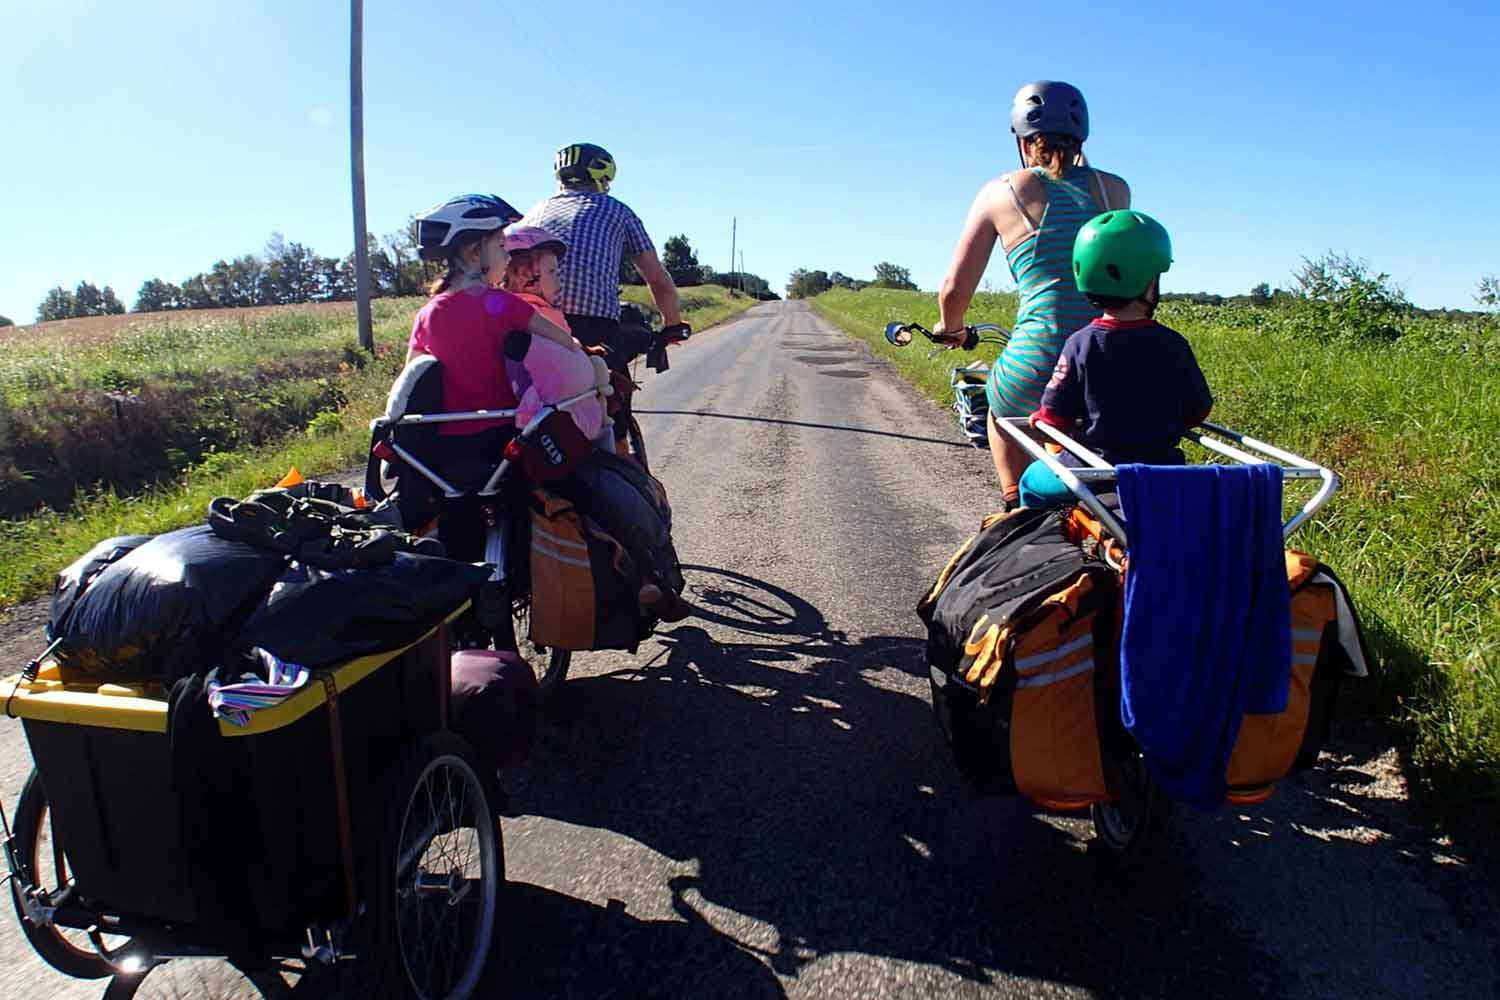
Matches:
[[4, 612, 459, 942]]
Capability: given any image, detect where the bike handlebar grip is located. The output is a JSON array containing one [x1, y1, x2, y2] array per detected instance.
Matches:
[[662, 322, 691, 343], [961, 327, 980, 351]]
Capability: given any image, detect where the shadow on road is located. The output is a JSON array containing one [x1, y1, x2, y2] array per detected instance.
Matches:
[[505, 566, 1295, 997], [496, 882, 787, 999]]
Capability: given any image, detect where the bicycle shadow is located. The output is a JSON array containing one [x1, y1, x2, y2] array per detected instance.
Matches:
[[494, 882, 787, 999], [504, 566, 1291, 997]]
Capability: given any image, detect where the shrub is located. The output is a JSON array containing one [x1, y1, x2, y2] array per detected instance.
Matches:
[[306, 410, 344, 438], [97, 367, 138, 393], [192, 450, 243, 480], [1284, 252, 1410, 343]]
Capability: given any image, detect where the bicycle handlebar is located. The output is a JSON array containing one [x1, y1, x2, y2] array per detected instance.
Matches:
[[883, 321, 1011, 352]]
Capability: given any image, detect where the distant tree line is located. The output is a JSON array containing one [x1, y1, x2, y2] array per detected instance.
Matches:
[[615, 234, 778, 299], [34, 224, 434, 322], [786, 262, 917, 299], [31, 228, 770, 323], [125, 227, 430, 315], [35, 282, 128, 321]]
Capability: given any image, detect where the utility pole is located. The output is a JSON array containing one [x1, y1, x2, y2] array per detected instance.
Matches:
[[350, 0, 374, 352], [729, 216, 737, 296]]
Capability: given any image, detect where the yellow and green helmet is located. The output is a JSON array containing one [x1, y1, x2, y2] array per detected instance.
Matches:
[[1072, 210, 1173, 299], [554, 143, 616, 192]]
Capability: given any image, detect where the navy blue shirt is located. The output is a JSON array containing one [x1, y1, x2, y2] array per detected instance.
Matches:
[[1033, 317, 1213, 464]]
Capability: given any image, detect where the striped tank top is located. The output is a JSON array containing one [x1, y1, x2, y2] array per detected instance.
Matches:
[[986, 165, 1107, 417]]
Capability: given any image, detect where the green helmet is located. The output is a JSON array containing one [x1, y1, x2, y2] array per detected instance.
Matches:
[[1072, 211, 1173, 299]]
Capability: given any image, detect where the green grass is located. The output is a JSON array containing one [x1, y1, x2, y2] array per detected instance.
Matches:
[[621, 282, 758, 331], [814, 286, 1500, 803], [0, 288, 754, 612], [0, 300, 418, 402]]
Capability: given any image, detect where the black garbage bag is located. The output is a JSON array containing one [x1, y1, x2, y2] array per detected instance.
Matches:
[[240, 552, 492, 668], [47, 534, 152, 642], [54, 526, 287, 683]]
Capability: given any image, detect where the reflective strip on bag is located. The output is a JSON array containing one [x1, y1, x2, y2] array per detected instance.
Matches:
[[1015, 658, 1095, 689], [533, 524, 589, 554], [1014, 634, 1093, 674], [532, 538, 591, 568]]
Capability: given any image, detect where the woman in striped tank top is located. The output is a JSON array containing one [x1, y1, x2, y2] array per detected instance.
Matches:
[[934, 81, 1131, 508]]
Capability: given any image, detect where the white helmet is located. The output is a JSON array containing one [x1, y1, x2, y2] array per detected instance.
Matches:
[[415, 194, 522, 262]]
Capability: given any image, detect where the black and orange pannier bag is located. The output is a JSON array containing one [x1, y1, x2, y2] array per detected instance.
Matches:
[[1222, 551, 1370, 803], [920, 507, 1368, 810], [528, 490, 646, 652]]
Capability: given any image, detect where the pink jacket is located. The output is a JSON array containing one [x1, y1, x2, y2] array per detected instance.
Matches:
[[508, 294, 606, 438]]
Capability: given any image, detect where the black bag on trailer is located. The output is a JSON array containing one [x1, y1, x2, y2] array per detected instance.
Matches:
[[239, 552, 492, 668], [47, 534, 151, 642], [53, 525, 287, 683]]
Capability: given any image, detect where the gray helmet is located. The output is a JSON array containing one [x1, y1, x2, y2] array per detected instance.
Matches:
[[1009, 81, 1089, 142]]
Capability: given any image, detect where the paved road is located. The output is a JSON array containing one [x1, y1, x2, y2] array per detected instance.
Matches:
[[3, 300, 1497, 998]]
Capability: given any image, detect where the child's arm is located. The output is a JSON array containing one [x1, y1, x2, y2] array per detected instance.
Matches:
[[1030, 340, 1084, 430], [1177, 337, 1214, 428]]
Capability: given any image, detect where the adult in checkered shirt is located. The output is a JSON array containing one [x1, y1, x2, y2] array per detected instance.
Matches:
[[520, 143, 689, 373]]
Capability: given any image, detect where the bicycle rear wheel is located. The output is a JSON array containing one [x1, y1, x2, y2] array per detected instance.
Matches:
[[1090, 753, 1172, 863], [9, 770, 132, 980], [513, 602, 571, 701], [369, 733, 503, 1000]]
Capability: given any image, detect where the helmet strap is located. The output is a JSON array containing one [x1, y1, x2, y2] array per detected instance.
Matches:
[[451, 246, 487, 290], [1142, 277, 1161, 318]]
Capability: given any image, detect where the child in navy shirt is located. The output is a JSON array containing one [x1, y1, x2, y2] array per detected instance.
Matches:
[[1019, 211, 1213, 508]]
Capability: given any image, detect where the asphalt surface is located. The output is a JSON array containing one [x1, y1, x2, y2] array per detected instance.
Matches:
[[2, 300, 1497, 998]]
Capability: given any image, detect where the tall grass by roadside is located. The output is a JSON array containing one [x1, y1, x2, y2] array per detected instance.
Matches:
[[0, 286, 755, 611], [621, 284, 759, 331], [813, 287, 1500, 803], [0, 299, 418, 400], [0, 299, 425, 517]]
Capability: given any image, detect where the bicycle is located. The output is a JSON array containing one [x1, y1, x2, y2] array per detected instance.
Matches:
[[608, 306, 691, 472]]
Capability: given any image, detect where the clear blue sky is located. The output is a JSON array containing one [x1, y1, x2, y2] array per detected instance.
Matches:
[[4, 0, 1498, 323]]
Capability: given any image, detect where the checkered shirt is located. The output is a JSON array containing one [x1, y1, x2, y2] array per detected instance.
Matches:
[[520, 190, 653, 320]]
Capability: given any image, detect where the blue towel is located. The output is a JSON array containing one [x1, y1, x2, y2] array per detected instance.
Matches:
[[1117, 463, 1291, 811]]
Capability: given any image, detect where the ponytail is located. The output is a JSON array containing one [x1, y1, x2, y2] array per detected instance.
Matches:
[[1024, 133, 1082, 180], [425, 231, 486, 297], [427, 268, 457, 296]]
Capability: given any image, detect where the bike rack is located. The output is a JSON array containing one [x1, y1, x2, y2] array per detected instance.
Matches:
[[368, 387, 602, 498], [991, 416, 1340, 557]]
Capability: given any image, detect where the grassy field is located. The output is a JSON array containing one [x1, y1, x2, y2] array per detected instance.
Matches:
[[813, 287, 1500, 804], [621, 283, 759, 330], [0, 299, 420, 518], [0, 284, 754, 610]]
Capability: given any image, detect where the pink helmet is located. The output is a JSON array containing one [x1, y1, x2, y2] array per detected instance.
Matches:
[[504, 225, 567, 260]]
